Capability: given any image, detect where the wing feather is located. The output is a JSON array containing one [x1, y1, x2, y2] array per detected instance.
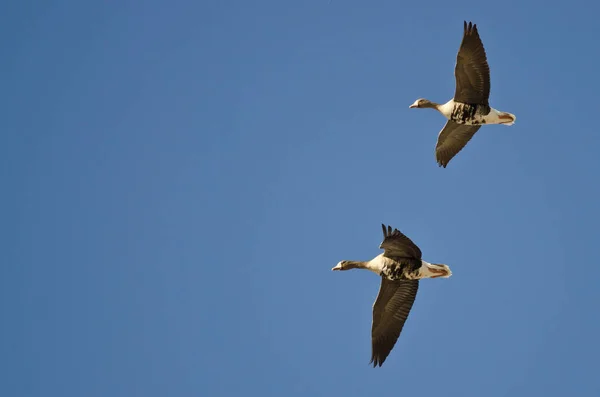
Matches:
[[379, 224, 422, 259], [370, 278, 419, 367], [453, 21, 491, 105], [435, 121, 481, 168]]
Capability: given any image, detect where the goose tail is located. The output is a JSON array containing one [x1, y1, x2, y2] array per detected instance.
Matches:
[[420, 261, 452, 279], [498, 111, 516, 126]]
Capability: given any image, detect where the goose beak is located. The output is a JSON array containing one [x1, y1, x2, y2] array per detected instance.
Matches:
[[409, 100, 420, 109], [332, 263, 343, 271]]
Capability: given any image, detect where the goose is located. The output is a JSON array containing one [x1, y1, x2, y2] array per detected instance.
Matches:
[[409, 21, 516, 168], [332, 224, 452, 367]]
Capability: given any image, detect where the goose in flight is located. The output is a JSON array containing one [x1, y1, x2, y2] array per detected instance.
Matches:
[[332, 224, 452, 367], [409, 21, 516, 168]]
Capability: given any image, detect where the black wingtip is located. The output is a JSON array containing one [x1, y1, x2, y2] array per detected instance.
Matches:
[[463, 20, 478, 35], [369, 356, 384, 368]]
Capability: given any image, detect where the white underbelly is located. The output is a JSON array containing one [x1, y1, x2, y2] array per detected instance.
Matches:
[[459, 109, 503, 125]]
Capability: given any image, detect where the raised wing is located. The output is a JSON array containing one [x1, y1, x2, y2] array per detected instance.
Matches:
[[453, 21, 491, 105], [435, 120, 481, 168], [370, 278, 419, 367], [379, 224, 422, 259]]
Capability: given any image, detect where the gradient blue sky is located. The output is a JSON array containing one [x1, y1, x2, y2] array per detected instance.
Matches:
[[3, 1, 600, 396]]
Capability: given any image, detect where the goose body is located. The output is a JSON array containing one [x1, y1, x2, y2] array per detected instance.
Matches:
[[409, 21, 516, 167], [344, 253, 451, 281], [436, 99, 515, 126], [332, 224, 452, 367]]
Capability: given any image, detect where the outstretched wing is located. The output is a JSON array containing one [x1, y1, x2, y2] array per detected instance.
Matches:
[[370, 278, 419, 367], [453, 21, 491, 105], [435, 120, 481, 168], [379, 224, 422, 259]]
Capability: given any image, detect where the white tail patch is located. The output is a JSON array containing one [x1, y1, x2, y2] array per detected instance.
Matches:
[[499, 111, 516, 126], [419, 261, 452, 279]]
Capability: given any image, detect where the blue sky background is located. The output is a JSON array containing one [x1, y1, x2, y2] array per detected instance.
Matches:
[[3, 1, 600, 396]]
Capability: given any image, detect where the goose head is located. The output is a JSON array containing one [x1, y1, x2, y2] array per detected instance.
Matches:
[[409, 98, 437, 109], [332, 260, 360, 271]]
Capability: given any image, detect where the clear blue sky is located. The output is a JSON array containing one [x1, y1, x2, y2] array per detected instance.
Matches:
[[3, 1, 600, 396]]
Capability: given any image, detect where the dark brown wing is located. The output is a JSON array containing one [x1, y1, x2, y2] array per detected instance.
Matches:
[[379, 224, 422, 259], [435, 120, 481, 168], [370, 278, 419, 367], [453, 21, 491, 105]]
